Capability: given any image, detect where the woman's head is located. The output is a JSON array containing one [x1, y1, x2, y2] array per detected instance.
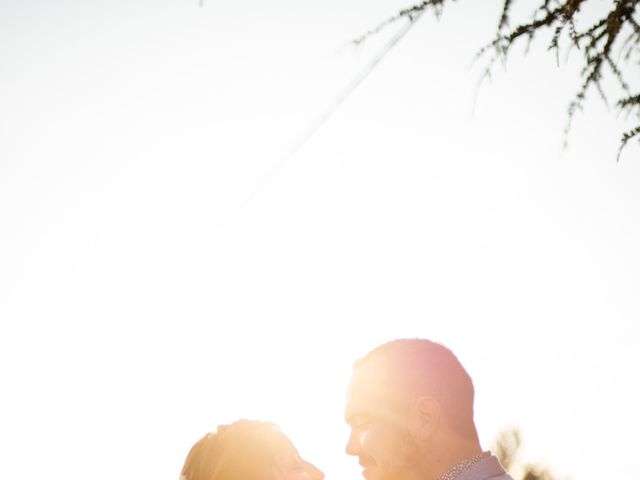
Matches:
[[180, 420, 324, 480]]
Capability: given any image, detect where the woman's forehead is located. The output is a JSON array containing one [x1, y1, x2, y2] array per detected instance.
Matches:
[[264, 431, 299, 458]]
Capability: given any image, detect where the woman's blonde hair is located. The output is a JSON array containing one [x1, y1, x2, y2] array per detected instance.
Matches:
[[180, 420, 297, 480]]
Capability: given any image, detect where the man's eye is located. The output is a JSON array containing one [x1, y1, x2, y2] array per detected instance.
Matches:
[[352, 417, 371, 428]]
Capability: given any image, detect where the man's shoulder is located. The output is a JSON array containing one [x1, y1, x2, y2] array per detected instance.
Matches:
[[485, 474, 514, 480], [459, 454, 513, 480]]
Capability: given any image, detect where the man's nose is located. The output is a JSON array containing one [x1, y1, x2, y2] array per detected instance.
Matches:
[[345, 430, 359, 456]]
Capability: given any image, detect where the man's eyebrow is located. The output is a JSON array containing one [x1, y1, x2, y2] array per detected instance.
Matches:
[[345, 411, 371, 425], [344, 410, 358, 424]]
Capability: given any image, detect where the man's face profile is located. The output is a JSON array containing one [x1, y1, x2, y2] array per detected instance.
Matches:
[[345, 363, 418, 480]]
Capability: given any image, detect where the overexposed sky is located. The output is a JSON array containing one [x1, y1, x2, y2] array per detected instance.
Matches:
[[1, 2, 639, 480]]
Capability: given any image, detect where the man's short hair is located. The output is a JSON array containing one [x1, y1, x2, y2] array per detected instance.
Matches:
[[353, 339, 478, 440]]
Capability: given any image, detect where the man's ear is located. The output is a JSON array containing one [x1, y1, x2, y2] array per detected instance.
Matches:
[[407, 396, 441, 443]]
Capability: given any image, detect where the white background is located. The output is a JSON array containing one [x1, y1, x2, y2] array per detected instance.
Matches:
[[1, 1, 639, 480]]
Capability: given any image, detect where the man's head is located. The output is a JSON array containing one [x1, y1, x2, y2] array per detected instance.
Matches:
[[345, 339, 479, 480]]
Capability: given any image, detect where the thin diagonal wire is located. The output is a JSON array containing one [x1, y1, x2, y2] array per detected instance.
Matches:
[[220, 12, 425, 226]]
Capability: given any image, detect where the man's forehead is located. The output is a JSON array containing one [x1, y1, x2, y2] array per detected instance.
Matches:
[[347, 362, 390, 396], [345, 362, 414, 420]]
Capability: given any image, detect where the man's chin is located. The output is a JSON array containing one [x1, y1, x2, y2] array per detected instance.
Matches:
[[362, 467, 376, 480]]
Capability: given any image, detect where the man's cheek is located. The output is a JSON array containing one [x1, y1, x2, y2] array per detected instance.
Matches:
[[359, 430, 373, 456], [360, 429, 383, 461]]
